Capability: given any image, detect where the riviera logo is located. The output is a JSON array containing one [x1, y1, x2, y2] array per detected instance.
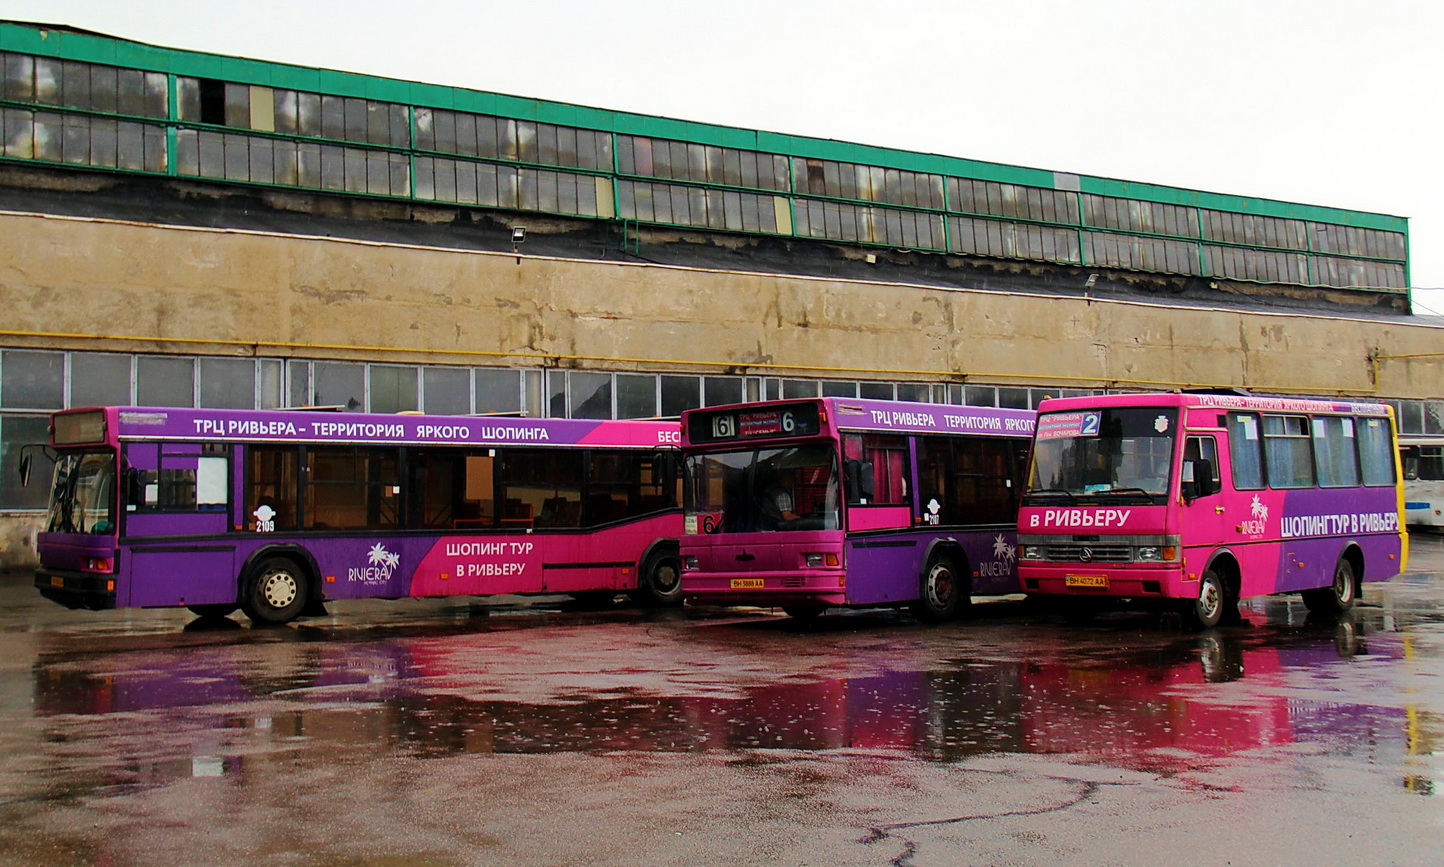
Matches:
[[1237, 494, 1269, 536], [978, 533, 1018, 579], [350, 543, 400, 584]]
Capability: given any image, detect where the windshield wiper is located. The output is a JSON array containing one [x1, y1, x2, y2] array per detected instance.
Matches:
[[1094, 487, 1159, 498], [1025, 488, 1077, 503]]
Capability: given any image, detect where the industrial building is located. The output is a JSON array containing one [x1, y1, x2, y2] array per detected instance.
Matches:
[[0, 19, 1440, 567]]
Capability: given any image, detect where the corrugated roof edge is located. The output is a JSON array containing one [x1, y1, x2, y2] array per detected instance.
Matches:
[[0, 19, 1408, 233]]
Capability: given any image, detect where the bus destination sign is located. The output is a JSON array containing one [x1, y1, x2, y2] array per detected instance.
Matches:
[[691, 404, 821, 444]]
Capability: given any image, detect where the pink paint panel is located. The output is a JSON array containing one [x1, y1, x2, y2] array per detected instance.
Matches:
[[1019, 506, 1167, 535], [410, 535, 543, 597], [848, 506, 913, 532]]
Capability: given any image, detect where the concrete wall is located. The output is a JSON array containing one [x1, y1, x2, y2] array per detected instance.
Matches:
[[2, 210, 1443, 571], [3, 212, 1442, 393]]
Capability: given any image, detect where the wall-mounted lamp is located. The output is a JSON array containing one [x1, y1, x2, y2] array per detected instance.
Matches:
[[512, 226, 526, 263], [1084, 273, 1098, 289]]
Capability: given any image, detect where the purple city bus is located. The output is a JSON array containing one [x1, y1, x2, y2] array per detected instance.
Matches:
[[1018, 392, 1409, 627], [679, 398, 1036, 621], [28, 406, 683, 624]]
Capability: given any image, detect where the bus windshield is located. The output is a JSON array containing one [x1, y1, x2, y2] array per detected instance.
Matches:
[[47, 451, 117, 535], [1027, 407, 1178, 502], [686, 444, 839, 533]]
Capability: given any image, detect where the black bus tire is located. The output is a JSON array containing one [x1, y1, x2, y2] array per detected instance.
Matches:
[[187, 603, 238, 619], [631, 551, 683, 607], [1187, 568, 1229, 629], [912, 553, 964, 624], [241, 557, 309, 625], [1302, 557, 1358, 615]]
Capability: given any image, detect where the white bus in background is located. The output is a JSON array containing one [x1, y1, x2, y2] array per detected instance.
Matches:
[[1401, 436, 1444, 531]]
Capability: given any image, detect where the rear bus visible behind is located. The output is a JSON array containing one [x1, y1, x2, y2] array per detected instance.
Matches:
[[681, 398, 1034, 621]]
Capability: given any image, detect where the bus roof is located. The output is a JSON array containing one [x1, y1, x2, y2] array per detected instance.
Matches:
[[824, 397, 1036, 436], [681, 397, 1035, 444], [54, 407, 679, 449], [1035, 392, 1392, 417]]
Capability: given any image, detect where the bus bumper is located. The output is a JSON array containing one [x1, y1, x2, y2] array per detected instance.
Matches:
[[682, 572, 848, 608], [1018, 564, 1186, 599], [35, 569, 117, 611]]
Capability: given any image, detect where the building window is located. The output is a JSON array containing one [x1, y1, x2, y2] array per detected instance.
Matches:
[[423, 367, 471, 416], [369, 365, 419, 414], [197, 358, 257, 410], [569, 372, 612, 420], [616, 374, 657, 419], [0, 414, 51, 509], [703, 377, 744, 407], [136, 357, 196, 407], [313, 362, 364, 410], [69, 353, 132, 407], [660, 376, 701, 418], [476, 369, 523, 415], [1, 350, 64, 409]]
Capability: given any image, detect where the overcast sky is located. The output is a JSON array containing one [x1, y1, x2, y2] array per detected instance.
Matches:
[[7, 0, 1443, 313]]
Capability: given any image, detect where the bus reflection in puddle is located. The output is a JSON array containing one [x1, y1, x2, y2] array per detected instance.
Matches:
[[28, 624, 1432, 795]]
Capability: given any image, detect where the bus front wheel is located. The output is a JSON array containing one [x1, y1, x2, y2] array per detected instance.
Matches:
[[1187, 568, 1235, 629], [241, 557, 310, 625], [913, 554, 967, 624], [631, 551, 683, 607], [1302, 558, 1357, 616]]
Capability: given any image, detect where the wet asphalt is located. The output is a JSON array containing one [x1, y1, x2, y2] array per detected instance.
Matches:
[[1, 535, 1442, 866]]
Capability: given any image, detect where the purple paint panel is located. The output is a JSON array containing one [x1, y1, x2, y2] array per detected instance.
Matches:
[[844, 528, 1020, 605], [107, 407, 677, 449], [828, 398, 1036, 438]]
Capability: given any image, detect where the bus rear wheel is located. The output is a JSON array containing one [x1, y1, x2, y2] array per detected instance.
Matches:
[[630, 550, 683, 607], [241, 557, 309, 625], [1302, 558, 1357, 616], [913, 554, 966, 624]]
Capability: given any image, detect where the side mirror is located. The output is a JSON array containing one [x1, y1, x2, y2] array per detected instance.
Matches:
[[18, 452, 31, 488], [125, 466, 146, 507]]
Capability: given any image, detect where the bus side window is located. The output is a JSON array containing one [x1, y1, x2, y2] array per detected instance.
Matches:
[[1424, 446, 1444, 481], [1400, 445, 1419, 481], [1184, 436, 1219, 484], [843, 433, 907, 506]]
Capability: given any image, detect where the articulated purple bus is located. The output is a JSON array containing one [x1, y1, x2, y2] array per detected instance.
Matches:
[[30, 406, 683, 624], [1018, 392, 1408, 626], [679, 398, 1036, 621]]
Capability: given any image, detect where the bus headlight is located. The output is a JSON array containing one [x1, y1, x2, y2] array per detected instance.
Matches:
[[804, 553, 840, 567], [1136, 547, 1161, 561], [1021, 545, 1043, 561], [683, 556, 698, 571]]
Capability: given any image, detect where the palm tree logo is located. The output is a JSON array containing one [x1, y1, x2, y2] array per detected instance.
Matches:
[[367, 543, 400, 576], [1250, 494, 1268, 523], [993, 533, 1016, 563]]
